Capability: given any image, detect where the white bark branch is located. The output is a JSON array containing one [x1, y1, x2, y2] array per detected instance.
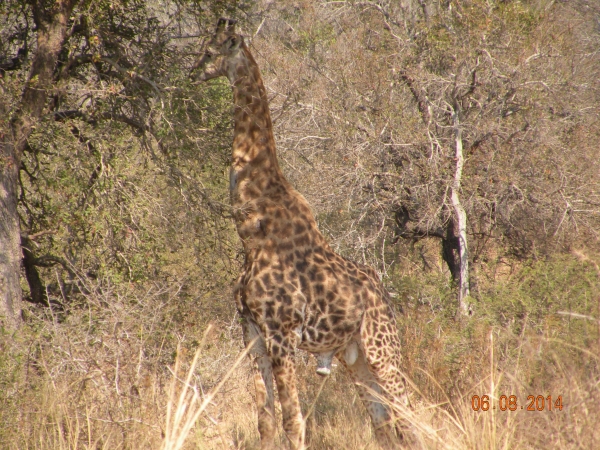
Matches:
[[452, 110, 471, 315]]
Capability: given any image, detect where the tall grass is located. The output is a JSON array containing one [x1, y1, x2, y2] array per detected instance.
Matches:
[[1, 252, 598, 449], [162, 327, 254, 450]]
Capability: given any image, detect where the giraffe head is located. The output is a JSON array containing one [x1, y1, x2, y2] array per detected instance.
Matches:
[[190, 18, 244, 82]]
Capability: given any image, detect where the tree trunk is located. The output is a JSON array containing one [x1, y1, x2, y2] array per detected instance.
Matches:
[[441, 217, 460, 282], [21, 235, 49, 307], [0, 0, 77, 329], [451, 110, 471, 316], [0, 137, 22, 329]]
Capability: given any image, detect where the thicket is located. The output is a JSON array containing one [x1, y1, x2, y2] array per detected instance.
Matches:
[[1, 0, 598, 448]]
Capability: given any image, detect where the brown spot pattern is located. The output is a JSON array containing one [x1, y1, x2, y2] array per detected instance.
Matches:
[[191, 18, 413, 450]]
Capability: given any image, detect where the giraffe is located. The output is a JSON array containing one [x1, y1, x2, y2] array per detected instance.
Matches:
[[191, 18, 412, 450]]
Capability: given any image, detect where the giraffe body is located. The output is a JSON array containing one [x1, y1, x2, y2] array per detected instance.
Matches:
[[191, 18, 411, 449]]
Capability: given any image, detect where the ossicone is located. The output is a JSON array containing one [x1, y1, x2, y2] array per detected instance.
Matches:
[[217, 17, 237, 34]]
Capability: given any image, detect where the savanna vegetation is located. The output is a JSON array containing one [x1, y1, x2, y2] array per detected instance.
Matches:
[[1, 0, 599, 448]]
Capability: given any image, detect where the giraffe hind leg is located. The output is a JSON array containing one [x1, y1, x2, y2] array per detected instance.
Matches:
[[361, 327, 412, 447], [338, 346, 401, 449]]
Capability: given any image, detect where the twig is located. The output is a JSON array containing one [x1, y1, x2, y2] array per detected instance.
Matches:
[[305, 376, 328, 422]]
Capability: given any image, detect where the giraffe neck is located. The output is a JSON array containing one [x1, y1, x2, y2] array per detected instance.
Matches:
[[228, 44, 284, 205]]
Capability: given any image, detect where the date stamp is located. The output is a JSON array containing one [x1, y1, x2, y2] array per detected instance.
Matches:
[[471, 395, 563, 411]]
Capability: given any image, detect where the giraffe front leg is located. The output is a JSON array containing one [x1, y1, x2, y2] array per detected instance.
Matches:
[[253, 354, 277, 449], [243, 320, 277, 449], [272, 353, 305, 450], [264, 326, 304, 450]]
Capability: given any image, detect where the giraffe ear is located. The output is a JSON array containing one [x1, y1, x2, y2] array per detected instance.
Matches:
[[226, 19, 237, 32], [216, 18, 228, 34], [216, 18, 236, 34]]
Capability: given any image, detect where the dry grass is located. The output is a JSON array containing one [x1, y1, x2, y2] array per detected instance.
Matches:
[[395, 329, 600, 450], [1, 254, 599, 450], [2, 325, 598, 450], [162, 327, 255, 450]]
